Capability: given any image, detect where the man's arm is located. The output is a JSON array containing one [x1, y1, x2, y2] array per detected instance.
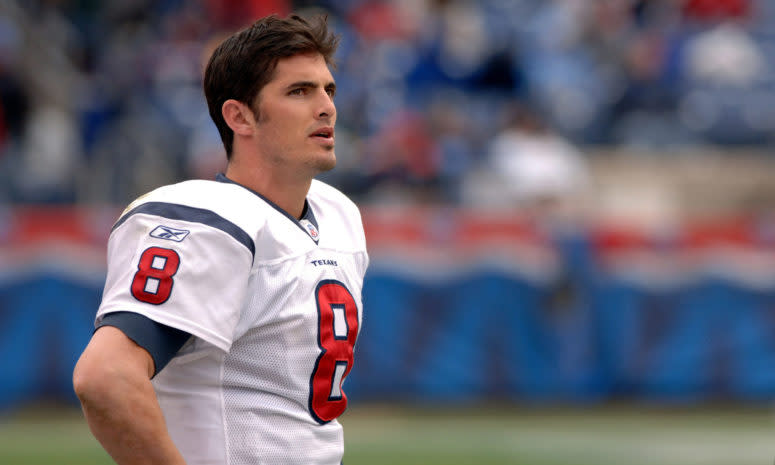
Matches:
[[73, 326, 186, 465]]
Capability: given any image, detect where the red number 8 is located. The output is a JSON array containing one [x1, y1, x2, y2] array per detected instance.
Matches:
[[131, 247, 180, 305], [309, 280, 359, 424]]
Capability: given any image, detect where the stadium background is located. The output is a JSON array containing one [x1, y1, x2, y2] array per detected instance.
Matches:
[[2, 0, 775, 463]]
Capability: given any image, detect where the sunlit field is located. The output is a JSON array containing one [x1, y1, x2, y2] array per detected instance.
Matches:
[[1, 404, 774, 465]]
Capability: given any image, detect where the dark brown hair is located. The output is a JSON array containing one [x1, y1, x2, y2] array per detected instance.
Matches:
[[203, 14, 339, 159]]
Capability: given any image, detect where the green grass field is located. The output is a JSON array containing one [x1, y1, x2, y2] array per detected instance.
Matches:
[[1, 404, 773, 465]]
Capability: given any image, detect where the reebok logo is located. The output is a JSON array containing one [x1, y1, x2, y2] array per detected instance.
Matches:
[[149, 225, 190, 242]]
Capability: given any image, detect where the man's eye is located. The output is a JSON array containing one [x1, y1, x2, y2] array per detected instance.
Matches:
[[289, 88, 305, 95]]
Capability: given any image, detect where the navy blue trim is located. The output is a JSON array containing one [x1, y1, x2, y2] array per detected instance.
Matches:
[[97, 311, 192, 378], [300, 200, 319, 229], [216, 173, 319, 244], [300, 202, 320, 244], [114, 201, 255, 257]]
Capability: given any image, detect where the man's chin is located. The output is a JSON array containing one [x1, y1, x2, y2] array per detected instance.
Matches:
[[313, 151, 336, 173]]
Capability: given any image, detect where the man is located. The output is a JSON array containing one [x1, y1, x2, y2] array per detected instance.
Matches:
[[73, 14, 368, 465]]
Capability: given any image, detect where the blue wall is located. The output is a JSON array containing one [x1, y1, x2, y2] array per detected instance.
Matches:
[[2, 209, 775, 409], [345, 265, 775, 405]]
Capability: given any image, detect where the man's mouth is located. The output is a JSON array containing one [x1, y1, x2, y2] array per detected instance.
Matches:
[[310, 127, 334, 140]]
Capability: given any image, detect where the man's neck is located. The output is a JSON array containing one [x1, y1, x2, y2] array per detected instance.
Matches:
[[225, 162, 311, 220]]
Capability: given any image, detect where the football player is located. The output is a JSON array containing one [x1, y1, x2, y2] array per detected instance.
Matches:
[[73, 13, 368, 465]]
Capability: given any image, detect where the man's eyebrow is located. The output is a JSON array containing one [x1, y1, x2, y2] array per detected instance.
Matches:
[[286, 81, 316, 89], [286, 81, 337, 92]]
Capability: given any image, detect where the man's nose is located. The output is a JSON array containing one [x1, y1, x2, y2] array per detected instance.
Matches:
[[316, 91, 336, 119]]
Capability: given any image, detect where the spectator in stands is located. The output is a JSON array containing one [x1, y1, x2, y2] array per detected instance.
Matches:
[[487, 104, 590, 218], [0, 32, 28, 201], [362, 109, 442, 203], [5, 0, 775, 205], [684, 21, 764, 87]]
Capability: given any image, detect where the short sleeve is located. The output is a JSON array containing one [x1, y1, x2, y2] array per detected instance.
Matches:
[[98, 311, 192, 377], [96, 202, 254, 352]]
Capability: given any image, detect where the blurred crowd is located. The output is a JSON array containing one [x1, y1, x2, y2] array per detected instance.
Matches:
[[0, 0, 773, 208]]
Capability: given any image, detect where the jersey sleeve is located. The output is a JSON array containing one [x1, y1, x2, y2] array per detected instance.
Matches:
[[96, 203, 254, 352], [98, 311, 191, 377]]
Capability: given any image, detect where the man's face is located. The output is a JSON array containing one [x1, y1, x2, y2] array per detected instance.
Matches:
[[251, 53, 337, 178]]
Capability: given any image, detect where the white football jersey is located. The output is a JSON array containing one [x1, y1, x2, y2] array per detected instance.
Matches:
[[96, 175, 368, 465]]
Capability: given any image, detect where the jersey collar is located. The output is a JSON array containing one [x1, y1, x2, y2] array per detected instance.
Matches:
[[215, 173, 320, 244]]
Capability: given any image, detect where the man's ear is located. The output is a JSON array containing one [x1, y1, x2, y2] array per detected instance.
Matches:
[[222, 99, 255, 136]]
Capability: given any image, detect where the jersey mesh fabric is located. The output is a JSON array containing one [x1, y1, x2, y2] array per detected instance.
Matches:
[[221, 254, 347, 465], [222, 328, 342, 464]]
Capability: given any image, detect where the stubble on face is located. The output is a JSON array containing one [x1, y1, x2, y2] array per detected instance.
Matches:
[[250, 63, 338, 177], [251, 108, 337, 175], [312, 140, 337, 173]]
